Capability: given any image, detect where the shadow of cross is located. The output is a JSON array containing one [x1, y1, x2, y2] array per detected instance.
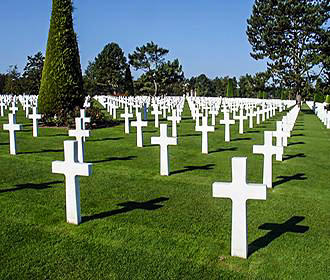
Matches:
[[248, 216, 309, 257], [82, 197, 169, 223], [0, 180, 63, 193], [273, 173, 307, 187]]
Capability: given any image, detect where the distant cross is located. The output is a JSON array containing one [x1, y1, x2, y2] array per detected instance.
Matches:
[[112, 103, 118, 120], [220, 112, 235, 142], [28, 107, 42, 137], [9, 101, 18, 115], [52, 140, 92, 225], [196, 116, 214, 154], [234, 108, 247, 134], [167, 109, 180, 137], [194, 109, 203, 128], [253, 131, 283, 188], [24, 100, 31, 118], [261, 104, 266, 122], [209, 107, 218, 126], [212, 157, 267, 259], [151, 105, 162, 128], [131, 112, 148, 147], [151, 124, 177, 176], [69, 118, 90, 163], [0, 98, 5, 117], [256, 107, 261, 125], [80, 109, 90, 141], [3, 113, 23, 155], [272, 121, 289, 150], [247, 108, 255, 129], [120, 106, 133, 134]]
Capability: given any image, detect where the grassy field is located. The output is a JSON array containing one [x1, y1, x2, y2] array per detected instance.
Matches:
[[0, 103, 329, 279]]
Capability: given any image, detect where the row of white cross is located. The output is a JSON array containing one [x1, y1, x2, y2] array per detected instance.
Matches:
[[1, 94, 301, 260], [306, 101, 330, 129]]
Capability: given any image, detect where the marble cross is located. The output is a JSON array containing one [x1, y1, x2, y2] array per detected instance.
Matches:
[[253, 131, 283, 188], [209, 107, 218, 126], [196, 116, 214, 154], [69, 118, 90, 163], [28, 107, 42, 137], [151, 124, 177, 176], [9, 101, 18, 115], [247, 108, 255, 129], [220, 112, 235, 142], [167, 109, 180, 137], [212, 157, 267, 259], [3, 113, 23, 155], [0, 98, 6, 117], [272, 121, 289, 151], [120, 106, 133, 134], [131, 112, 148, 147], [52, 140, 92, 225], [151, 105, 162, 128], [234, 109, 247, 134]]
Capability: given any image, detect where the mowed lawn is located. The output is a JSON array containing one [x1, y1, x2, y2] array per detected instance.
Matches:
[[0, 103, 329, 279]]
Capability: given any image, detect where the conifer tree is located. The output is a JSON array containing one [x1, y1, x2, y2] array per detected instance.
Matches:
[[39, 0, 84, 120]]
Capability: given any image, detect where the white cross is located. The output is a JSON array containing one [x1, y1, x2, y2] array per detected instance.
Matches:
[[212, 157, 267, 259], [3, 113, 23, 155], [151, 124, 177, 176], [0, 98, 6, 117], [234, 109, 247, 134], [247, 108, 255, 129], [209, 107, 218, 126], [131, 112, 148, 147], [24, 100, 31, 118], [52, 140, 92, 225], [220, 112, 235, 142], [151, 105, 162, 128], [9, 101, 18, 115], [167, 109, 180, 137], [80, 109, 90, 131], [28, 107, 42, 137], [256, 107, 261, 125], [120, 106, 133, 134], [272, 121, 289, 151], [196, 116, 214, 154], [253, 131, 283, 188], [69, 118, 90, 163]]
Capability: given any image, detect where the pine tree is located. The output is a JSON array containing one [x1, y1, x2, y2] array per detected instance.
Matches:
[[226, 79, 234, 97], [124, 65, 135, 96], [39, 0, 84, 121]]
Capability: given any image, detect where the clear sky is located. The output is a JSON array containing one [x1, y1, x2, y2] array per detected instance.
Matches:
[[0, 0, 267, 79]]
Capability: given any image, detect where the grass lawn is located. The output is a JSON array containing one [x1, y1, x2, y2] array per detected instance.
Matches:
[[0, 103, 329, 279]]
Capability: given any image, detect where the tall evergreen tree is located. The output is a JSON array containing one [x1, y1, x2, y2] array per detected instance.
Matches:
[[39, 0, 84, 120], [124, 65, 135, 96]]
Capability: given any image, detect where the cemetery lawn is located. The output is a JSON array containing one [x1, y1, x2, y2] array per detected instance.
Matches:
[[0, 104, 329, 280]]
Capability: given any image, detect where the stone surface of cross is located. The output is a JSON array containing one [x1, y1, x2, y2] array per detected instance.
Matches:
[[131, 112, 148, 147], [167, 109, 180, 137], [234, 109, 247, 134], [272, 121, 289, 153], [196, 116, 214, 154], [9, 101, 18, 115], [151, 105, 162, 128], [120, 106, 133, 134], [253, 131, 283, 188], [247, 108, 255, 129], [52, 140, 92, 225], [220, 112, 235, 142], [212, 157, 267, 259], [209, 107, 218, 126], [3, 113, 23, 155], [69, 118, 90, 162], [151, 124, 177, 176], [28, 107, 42, 137]]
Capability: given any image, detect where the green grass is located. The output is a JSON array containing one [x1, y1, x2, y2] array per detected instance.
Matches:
[[0, 103, 329, 279]]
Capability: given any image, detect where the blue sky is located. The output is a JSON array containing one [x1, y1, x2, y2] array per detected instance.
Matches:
[[0, 0, 267, 79]]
